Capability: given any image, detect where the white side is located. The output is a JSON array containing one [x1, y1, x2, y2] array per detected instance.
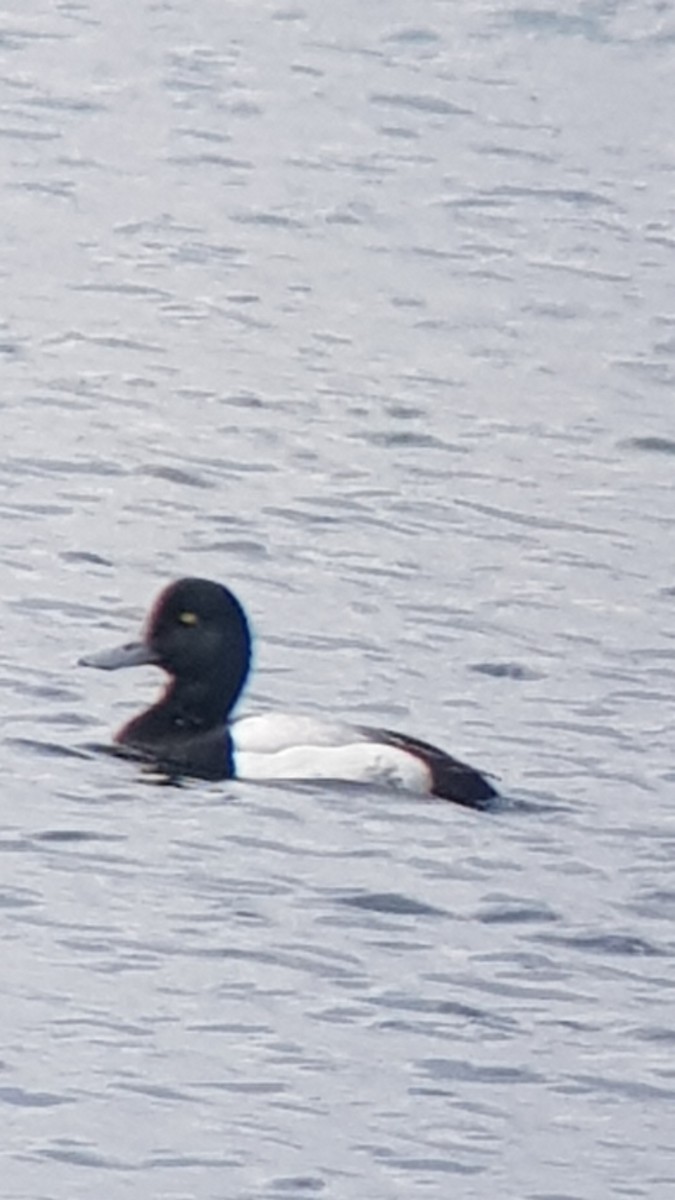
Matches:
[[231, 711, 434, 792], [234, 737, 432, 793], [231, 712, 371, 753]]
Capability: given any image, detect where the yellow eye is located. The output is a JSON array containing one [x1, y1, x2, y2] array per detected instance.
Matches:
[[178, 611, 199, 626]]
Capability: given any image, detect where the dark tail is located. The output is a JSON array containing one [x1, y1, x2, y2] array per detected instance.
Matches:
[[369, 727, 497, 811], [427, 754, 497, 810]]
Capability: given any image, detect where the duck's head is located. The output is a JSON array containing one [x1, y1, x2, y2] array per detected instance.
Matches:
[[81, 578, 252, 721]]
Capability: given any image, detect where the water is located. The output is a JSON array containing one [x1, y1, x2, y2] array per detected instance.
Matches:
[[2, 1, 674, 1196]]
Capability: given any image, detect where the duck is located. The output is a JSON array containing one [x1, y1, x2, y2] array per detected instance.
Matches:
[[80, 577, 497, 810]]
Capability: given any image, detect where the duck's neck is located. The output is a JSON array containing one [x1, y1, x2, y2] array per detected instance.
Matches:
[[118, 657, 249, 749]]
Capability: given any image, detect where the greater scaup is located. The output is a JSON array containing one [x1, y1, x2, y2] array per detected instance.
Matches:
[[80, 578, 497, 810]]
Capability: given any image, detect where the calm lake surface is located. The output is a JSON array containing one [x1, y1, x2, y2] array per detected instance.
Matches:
[[2, 1, 674, 1197]]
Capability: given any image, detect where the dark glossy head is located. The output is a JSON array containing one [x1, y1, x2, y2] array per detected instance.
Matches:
[[81, 578, 253, 729], [142, 577, 251, 683]]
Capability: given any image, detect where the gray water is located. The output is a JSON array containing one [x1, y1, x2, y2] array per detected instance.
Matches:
[[2, 1, 675, 1197]]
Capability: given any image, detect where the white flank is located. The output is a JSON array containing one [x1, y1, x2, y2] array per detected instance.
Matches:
[[232, 713, 432, 792]]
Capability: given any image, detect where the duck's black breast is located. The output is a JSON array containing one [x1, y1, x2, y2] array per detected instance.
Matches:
[[118, 718, 235, 781]]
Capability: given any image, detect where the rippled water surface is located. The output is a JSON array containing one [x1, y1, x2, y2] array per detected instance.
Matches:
[[2, 1, 675, 1197]]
